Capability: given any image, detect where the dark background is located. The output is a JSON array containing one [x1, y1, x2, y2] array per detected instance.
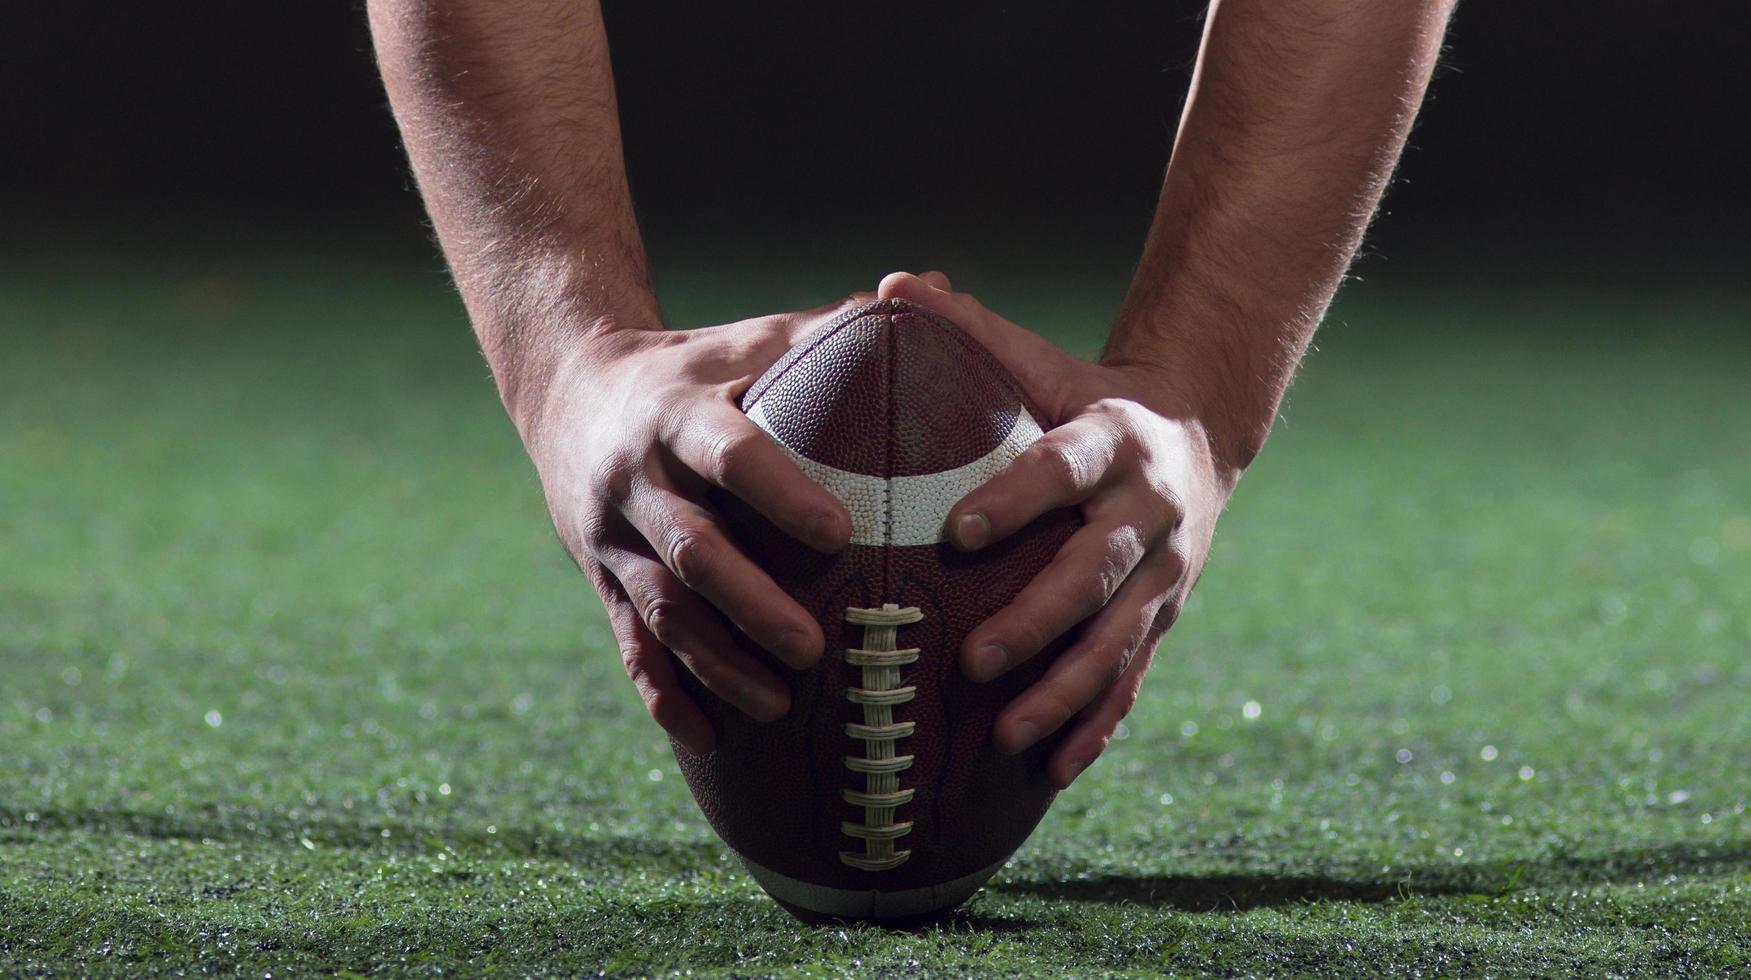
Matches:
[[6, 2, 1748, 283]]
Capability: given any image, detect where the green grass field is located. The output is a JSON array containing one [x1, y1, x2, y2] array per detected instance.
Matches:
[[2, 252, 1748, 976]]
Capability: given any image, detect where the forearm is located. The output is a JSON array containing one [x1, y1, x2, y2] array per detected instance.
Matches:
[[1110, 0, 1456, 470], [368, 0, 657, 432]]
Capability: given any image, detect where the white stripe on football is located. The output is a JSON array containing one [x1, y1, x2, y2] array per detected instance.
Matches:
[[747, 400, 1044, 547]]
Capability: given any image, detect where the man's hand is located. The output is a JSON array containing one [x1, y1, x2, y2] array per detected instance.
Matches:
[[524, 303, 859, 755], [878, 272, 1238, 790], [861, 0, 1454, 788], [524, 279, 951, 756]]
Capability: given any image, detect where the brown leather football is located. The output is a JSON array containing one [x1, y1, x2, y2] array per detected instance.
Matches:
[[674, 297, 1079, 922]]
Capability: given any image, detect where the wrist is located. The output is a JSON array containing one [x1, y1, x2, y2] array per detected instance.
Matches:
[[462, 242, 662, 443], [513, 319, 658, 466], [1102, 314, 1282, 480]]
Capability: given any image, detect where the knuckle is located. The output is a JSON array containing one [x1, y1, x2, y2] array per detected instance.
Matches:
[[1156, 596, 1186, 632], [603, 599, 642, 643], [642, 597, 682, 646], [697, 424, 758, 486], [1090, 400, 1160, 461], [1119, 634, 1144, 671], [578, 508, 615, 551], [1087, 397, 1140, 429], [695, 426, 735, 479], [1066, 570, 1121, 626], [1157, 540, 1192, 580], [620, 646, 684, 728], [1079, 575, 1117, 619], [1097, 526, 1146, 588], [1112, 680, 1143, 717], [1100, 648, 1132, 689], [590, 449, 639, 504], [582, 557, 616, 597], [643, 689, 687, 730], [1085, 396, 1124, 417], [1039, 442, 1097, 496], [1134, 483, 1185, 543], [1154, 483, 1188, 526], [1094, 565, 1128, 607], [663, 529, 716, 587]]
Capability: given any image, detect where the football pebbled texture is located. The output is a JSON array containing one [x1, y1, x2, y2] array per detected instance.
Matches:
[[674, 297, 1080, 923]]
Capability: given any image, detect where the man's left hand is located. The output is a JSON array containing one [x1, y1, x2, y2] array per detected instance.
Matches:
[[878, 272, 1239, 789]]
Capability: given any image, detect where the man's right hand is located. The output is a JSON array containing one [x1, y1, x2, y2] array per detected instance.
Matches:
[[369, 4, 968, 754], [525, 286, 947, 754]]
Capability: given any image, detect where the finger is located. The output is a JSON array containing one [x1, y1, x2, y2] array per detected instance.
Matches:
[[874, 272, 1075, 404], [1046, 638, 1158, 789], [618, 479, 825, 668], [664, 401, 851, 554], [945, 415, 1120, 551], [992, 554, 1186, 756], [600, 545, 794, 721], [878, 270, 958, 308], [876, 269, 952, 294], [962, 514, 1150, 682], [587, 560, 715, 753]]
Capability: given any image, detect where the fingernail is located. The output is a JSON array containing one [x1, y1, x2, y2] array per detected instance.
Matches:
[[954, 513, 990, 550], [1003, 719, 1041, 755], [972, 642, 1010, 682]]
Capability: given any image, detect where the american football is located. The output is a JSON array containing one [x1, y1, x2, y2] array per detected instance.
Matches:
[[673, 297, 1081, 922]]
